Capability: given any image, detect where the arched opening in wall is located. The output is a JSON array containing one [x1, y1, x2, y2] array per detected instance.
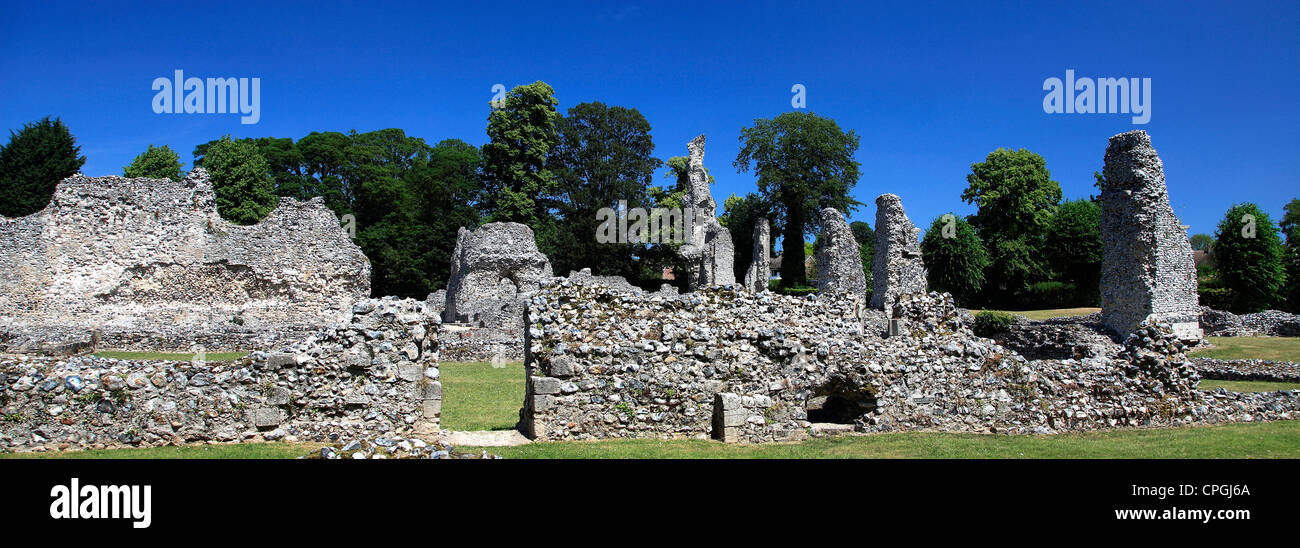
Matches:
[[805, 380, 877, 425]]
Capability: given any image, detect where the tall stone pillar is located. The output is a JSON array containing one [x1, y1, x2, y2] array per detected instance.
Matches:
[[1100, 130, 1202, 340], [870, 194, 927, 310], [744, 218, 771, 292]]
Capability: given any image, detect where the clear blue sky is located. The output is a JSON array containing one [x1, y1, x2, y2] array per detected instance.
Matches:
[[2, 0, 1295, 237]]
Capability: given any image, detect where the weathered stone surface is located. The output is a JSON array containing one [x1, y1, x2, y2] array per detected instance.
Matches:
[[0, 169, 370, 352], [677, 135, 735, 289], [1200, 306, 1300, 337], [0, 296, 441, 452], [443, 222, 553, 328], [870, 194, 926, 310], [521, 282, 1298, 443], [1100, 130, 1202, 341], [816, 208, 867, 297], [744, 218, 771, 292]]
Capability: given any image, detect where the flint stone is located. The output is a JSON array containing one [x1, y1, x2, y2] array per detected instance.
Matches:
[[816, 207, 868, 298], [443, 222, 553, 329], [1100, 130, 1203, 341], [870, 194, 927, 310]]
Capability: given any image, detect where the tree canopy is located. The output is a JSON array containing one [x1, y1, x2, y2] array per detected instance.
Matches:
[[920, 214, 989, 306], [961, 148, 1062, 303], [1213, 203, 1284, 312], [0, 116, 86, 217], [123, 144, 184, 181], [204, 135, 278, 225], [734, 111, 861, 287]]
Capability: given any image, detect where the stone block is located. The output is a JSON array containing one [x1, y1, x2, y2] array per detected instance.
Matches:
[[532, 376, 562, 395]]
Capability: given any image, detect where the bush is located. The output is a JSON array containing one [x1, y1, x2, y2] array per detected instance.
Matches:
[[779, 285, 818, 297], [972, 310, 1015, 337]]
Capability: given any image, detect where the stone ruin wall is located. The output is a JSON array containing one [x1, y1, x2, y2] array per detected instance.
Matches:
[[0, 297, 441, 451], [677, 135, 735, 290], [523, 281, 1299, 443], [870, 194, 927, 310], [0, 169, 371, 352], [816, 207, 868, 298], [1100, 130, 1202, 340]]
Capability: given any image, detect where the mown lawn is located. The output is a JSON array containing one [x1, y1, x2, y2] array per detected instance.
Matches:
[[439, 361, 526, 431], [5, 422, 1297, 459], [1199, 379, 1300, 393], [1191, 336, 1300, 362], [969, 307, 1100, 321], [93, 350, 248, 361]]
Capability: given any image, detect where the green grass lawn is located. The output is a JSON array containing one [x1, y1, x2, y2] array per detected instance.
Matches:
[[475, 421, 1300, 458], [969, 307, 1100, 321], [7, 422, 1296, 459], [92, 350, 248, 361], [439, 361, 526, 431], [1199, 379, 1300, 392], [1191, 336, 1300, 362]]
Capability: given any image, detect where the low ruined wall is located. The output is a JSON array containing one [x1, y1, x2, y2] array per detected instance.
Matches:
[[0, 169, 370, 352], [523, 282, 1300, 443], [0, 298, 440, 452], [1200, 307, 1300, 338], [1192, 358, 1300, 383]]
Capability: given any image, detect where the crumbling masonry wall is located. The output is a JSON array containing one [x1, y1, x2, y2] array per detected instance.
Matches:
[[0, 169, 370, 351], [522, 282, 1298, 443], [0, 297, 440, 451], [1100, 130, 1202, 340]]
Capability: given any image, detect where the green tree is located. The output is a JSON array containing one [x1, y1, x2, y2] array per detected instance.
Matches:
[[1044, 198, 1103, 305], [548, 102, 661, 281], [1189, 233, 1215, 252], [734, 111, 862, 288], [961, 148, 1062, 302], [1281, 198, 1300, 247], [850, 220, 874, 283], [1284, 227, 1300, 313], [480, 81, 560, 228], [204, 135, 278, 225], [123, 144, 184, 181], [920, 214, 989, 306], [0, 117, 86, 217], [1213, 203, 1284, 312]]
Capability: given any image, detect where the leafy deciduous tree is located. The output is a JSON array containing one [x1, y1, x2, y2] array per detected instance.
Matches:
[[734, 111, 861, 288], [1213, 203, 1284, 312], [123, 144, 184, 181], [204, 135, 278, 225], [920, 214, 989, 306]]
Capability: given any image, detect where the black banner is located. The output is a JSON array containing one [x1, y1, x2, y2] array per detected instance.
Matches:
[[0, 458, 1288, 536]]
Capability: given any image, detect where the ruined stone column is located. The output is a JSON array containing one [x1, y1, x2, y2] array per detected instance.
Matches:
[[1100, 130, 1202, 340], [443, 222, 553, 328], [870, 194, 927, 310], [744, 218, 771, 292], [677, 135, 736, 290], [816, 208, 868, 297]]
